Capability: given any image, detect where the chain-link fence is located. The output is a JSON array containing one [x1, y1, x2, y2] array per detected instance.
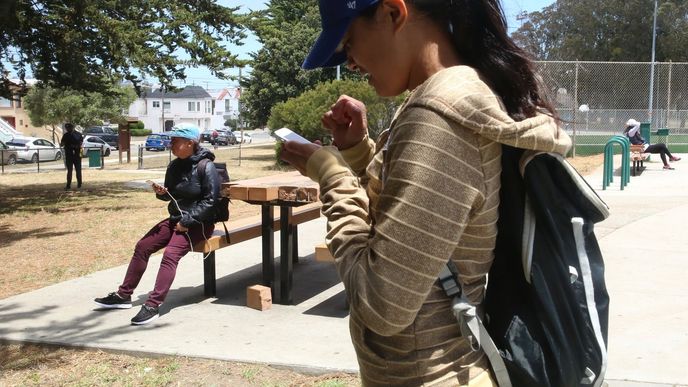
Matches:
[[536, 61, 688, 155]]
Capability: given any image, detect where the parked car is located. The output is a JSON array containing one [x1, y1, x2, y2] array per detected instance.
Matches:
[[200, 129, 214, 143], [210, 129, 237, 146], [232, 131, 252, 144], [0, 140, 18, 165], [81, 135, 112, 157], [83, 126, 119, 149], [6, 137, 62, 163], [145, 134, 172, 151]]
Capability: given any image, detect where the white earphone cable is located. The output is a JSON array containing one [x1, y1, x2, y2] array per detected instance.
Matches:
[[165, 189, 212, 260]]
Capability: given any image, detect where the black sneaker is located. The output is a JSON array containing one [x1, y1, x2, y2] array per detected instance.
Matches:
[[94, 292, 132, 309], [131, 304, 159, 325]]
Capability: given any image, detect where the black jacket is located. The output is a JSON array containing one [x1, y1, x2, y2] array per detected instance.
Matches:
[[158, 148, 220, 227]]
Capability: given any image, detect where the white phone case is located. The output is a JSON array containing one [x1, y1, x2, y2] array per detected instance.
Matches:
[[274, 128, 310, 144]]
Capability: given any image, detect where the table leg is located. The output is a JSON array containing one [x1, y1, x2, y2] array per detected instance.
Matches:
[[261, 204, 275, 295], [292, 225, 299, 264], [280, 205, 294, 304]]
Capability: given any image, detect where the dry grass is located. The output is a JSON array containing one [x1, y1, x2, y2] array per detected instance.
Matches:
[[0, 343, 360, 386], [0, 145, 289, 300], [0, 145, 603, 386]]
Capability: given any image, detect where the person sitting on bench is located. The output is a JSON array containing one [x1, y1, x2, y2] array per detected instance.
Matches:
[[624, 118, 680, 170], [94, 123, 221, 325]]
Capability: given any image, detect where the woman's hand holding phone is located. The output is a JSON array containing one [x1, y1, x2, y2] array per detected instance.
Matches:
[[146, 180, 168, 195]]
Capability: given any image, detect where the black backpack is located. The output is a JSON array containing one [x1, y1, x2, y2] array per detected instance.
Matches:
[[198, 159, 231, 223], [440, 146, 610, 387]]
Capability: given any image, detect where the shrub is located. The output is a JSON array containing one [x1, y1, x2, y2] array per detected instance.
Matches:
[[130, 128, 152, 136], [268, 79, 406, 142]]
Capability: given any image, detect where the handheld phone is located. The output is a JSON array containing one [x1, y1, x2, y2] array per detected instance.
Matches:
[[274, 128, 311, 144], [146, 180, 161, 189]]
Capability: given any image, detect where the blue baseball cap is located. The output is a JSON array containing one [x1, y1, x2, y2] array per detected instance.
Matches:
[[302, 0, 380, 70], [168, 123, 200, 142]]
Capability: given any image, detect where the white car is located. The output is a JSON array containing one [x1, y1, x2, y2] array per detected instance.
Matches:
[[232, 131, 252, 144], [6, 137, 62, 163], [82, 135, 112, 157]]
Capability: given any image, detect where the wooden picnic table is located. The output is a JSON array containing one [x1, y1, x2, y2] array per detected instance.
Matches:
[[222, 171, 320, 304]]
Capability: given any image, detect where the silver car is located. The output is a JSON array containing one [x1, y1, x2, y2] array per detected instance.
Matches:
[[82, 135, 112, 157], [6, 137, 62, 163], [0, 140, 18, 165]]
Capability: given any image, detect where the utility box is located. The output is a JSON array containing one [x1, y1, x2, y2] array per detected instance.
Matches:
[[246, 285, 272, 311], [640, 122, 651, 143], [87, 149, 101, 168]]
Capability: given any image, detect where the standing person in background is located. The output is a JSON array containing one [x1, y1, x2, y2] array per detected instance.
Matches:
[[280, 0, 571, 385], [624, 118, 680, 170], [94, 123, 221, 325], [60, 122, 83, 190], [211, 129, 219, 150]]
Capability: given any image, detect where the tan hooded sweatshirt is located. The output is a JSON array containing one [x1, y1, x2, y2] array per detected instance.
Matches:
[[306, 66, 571, 386]]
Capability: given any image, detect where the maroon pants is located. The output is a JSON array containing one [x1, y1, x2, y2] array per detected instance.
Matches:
[[118, 219, 214, 307]]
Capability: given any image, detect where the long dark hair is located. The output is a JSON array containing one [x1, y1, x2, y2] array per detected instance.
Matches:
[[364, 0, 557, 122]]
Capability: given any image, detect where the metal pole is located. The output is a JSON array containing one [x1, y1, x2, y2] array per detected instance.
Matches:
[[666, 61, 672, 128], [161, 86, 165, 132], [336, 65, 341, 81], [573, 61, 579, 157], [238, 67, 243, 166], [648, 0, 658, 124]]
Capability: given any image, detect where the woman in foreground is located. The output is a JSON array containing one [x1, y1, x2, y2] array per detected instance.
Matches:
[[282, 0, 571, 385]]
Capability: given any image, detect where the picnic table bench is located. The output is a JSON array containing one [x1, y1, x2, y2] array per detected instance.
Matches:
[[194, 171, 321, 305], [630, 144, 650, 176]]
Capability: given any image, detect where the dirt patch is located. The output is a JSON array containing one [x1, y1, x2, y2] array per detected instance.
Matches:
[[0, 343, 360, 386], [566, 153, 605, 176]]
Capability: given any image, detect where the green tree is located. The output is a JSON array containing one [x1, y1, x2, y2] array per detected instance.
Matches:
[[268, 80, 406, 142], [512, 0, 688, 62], [23, 84, 136, 143], [241, 0, 363, 128], [0, 0, 246, 99]]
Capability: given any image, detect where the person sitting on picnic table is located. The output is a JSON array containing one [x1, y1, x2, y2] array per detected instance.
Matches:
[[94, 123, 221, 325], [624, 118, 680, 170]]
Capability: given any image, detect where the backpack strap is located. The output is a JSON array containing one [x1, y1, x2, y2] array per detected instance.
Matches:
[[196, 158, 230, 244], [439, 262, 512, 387], [197, 158, 209, 180]]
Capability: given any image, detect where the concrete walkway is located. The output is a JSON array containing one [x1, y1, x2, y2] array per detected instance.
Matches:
[[1, 153, 686, 386]]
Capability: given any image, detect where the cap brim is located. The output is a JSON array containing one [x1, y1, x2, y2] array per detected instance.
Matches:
[[302, 20, 351, 70], [168, 133, 196, 140]]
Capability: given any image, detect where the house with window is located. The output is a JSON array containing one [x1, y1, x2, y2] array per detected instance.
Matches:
[[0, 79, 47, 140], [209, 87, 241, 130], [126, 85, 214, 133]]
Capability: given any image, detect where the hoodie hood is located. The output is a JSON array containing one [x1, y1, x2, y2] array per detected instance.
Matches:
[[399, 66, 571, 155], [190, 147, 215, 164]]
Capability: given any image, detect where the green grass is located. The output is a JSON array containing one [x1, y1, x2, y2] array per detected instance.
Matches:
[[570, 134, 688, 156]]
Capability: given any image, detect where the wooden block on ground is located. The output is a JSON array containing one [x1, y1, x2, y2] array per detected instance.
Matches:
[[315, 243, 335, 262], [246, 284, 272, 311]]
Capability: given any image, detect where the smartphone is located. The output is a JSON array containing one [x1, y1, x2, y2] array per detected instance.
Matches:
[[146, 180, 161, 189], [274, 128, 311, 144]]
